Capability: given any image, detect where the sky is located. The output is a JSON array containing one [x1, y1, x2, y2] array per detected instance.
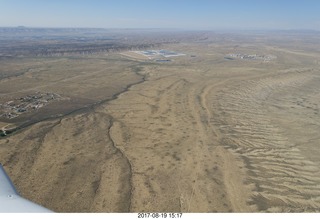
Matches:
[[0, 0, 319, 30]]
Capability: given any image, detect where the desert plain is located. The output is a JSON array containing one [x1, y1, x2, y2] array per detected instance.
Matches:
[[0, 29, 320, 212]]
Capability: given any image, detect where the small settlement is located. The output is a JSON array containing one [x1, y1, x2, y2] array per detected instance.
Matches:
[[226, 53, 277, 62], [0, 92, 61, 119]]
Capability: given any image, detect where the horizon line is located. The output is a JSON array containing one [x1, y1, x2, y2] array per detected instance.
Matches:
[[1, 26, 320, 33]]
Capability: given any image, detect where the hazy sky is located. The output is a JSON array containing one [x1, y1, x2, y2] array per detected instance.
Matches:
[[0, 0, 319, 30]]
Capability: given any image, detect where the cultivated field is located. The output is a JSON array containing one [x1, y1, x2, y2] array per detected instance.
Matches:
[[1, 30, 320, 212]]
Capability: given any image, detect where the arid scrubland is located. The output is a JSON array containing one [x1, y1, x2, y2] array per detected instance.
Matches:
[[1, 29, 320, 212]]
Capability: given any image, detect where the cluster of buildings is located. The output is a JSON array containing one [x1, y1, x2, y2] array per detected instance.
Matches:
[[136, 50, 186, 59], [0, 92, 61, 119], [226, 53, 277, 62]]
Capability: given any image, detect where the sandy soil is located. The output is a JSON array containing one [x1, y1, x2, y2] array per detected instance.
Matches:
[[1, 38, 320, 212]]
